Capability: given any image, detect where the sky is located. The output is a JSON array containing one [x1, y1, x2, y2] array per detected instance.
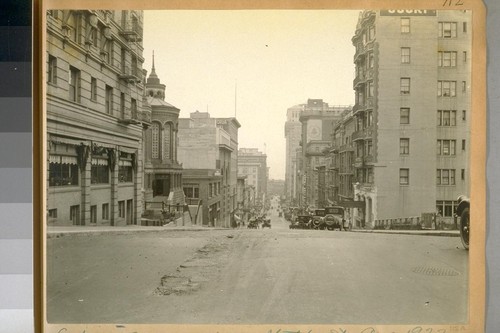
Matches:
[[143, 10, 360, 180]]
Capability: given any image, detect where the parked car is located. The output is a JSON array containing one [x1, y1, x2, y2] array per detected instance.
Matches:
[[290, 215, 312, 229], [312, 209, 326, 230], [262, 219, 271, 229], [456, 195, 470, 250], [324, 206, 346, 231]]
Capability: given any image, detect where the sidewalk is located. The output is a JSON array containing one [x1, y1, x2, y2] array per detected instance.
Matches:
[[350, 228, 460, 237], [46, 224, 227, 239]]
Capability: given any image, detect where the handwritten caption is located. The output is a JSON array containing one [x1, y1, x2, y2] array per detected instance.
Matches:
[[54, 326, 468, 333], [442, 0, 464, 6]]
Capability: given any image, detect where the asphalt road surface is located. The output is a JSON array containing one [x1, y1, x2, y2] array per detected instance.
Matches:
[[47, 201, 468, 324]]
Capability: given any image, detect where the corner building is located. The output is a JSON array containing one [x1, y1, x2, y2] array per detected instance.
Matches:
[[46, 10, 148, 226], [351, 10, 471, 227]]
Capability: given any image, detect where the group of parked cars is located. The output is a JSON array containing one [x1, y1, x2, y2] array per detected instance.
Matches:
[[286, 206, 350, 231]]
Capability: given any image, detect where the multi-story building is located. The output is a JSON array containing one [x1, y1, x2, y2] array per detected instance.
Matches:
[[177, 111, 240, 227], [142, 54, 184, 212], [350, 10, 471, 227], [46, 10, 149, 226], [298, 99, 350, 208], [238, 148, 268, 204], [215, 117, 241, 227], [284, 104, 305, 204]]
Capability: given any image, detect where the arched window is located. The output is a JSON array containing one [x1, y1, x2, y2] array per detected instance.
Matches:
[[163, 122, 173, 160], [151, 122, 160, 159]]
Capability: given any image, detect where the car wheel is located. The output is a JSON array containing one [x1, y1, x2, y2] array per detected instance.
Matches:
[[460, 207, 469, 250]]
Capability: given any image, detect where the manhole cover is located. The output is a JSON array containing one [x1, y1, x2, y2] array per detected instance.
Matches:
[[412, 266, 460, 276]]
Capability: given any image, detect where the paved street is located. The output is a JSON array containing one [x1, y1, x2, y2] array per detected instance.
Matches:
[[47, 204, 468, 324]]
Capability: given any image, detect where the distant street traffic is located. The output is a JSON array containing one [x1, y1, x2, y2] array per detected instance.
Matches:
[[47, 198, 468, 324]]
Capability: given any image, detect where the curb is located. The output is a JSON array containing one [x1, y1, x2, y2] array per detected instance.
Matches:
[[350, 229, 460, 237], [46, 227, 230, 239]]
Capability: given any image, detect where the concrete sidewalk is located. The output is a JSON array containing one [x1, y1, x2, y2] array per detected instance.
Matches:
[[46, 224, 228, 238], [350, 228, 460, 237]]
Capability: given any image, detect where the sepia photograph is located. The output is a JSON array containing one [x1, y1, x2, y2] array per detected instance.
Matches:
[[41, 1, 485, 332]]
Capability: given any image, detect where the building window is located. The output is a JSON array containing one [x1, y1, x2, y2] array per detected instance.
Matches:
[[437, 139, 456, 155], [183, 185, 200, 199], [462, 139, 466, 151], [368, 52, 374, 68], [49, 155, 79, 186], [91, 158, 109, 184], [368, 25, 375, 40], [463, 51, 467, 63], [367, 81, 374, 97], [102, 203, 109, 220], [436, 200, 458, 217], [400, 108, 410, 124], [164, 123, 172, 160], [91, 77, 97, 101], [400, 169, 409, 185], [120, 92, 125, 119], [401, 47, 410, 64], [462, 81, 467, 93], [438, 51, 457, 67], [48, 209, 57, 218], [366, 140, 373, 156], [439, 22, 457, 38], [463, 22, 467, 33], [400, 78, 410, 95], [462, 110, 466, 120], [151, 122, 160, 159], [438, 80, 456, 97], [437, 169, 455, 185], [461, 169, 465, 180], [400, 138, 410, 155], [69, 66, 80, 102], [118, 160, 133, 182], [90, 205, 97, 223], [105, 85, 113, 114], [437, 110, 457, 126], [48, 55, 57, 84], [106, 39, 113, 65], [70, 205, 80, 224], [118, 201, 125, 218], [131, 98, 137, 119], [401, 18, 410, 33]]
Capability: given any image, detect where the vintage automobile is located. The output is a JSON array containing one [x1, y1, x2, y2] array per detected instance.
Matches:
[[290, 215, 312, 229], [262, 218, 272, 229], [311, 209, 326, 230], [323, 206, 346, 231], [456, 195, 470, 250]]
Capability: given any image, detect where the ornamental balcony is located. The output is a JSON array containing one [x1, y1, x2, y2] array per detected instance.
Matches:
[[354, 157, 364, 168], [118, 66, 142, 83], [352, 126, 374, 141], [120, 18, 143, 42]]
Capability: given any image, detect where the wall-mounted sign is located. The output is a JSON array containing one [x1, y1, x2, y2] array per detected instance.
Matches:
[[380, 10, 437, 16]]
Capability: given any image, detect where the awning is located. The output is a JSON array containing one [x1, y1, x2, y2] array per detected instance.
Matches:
[[119, 146, 138, 154], [92, 158, 108, 166], [49, 155, 78, 165], [119, 160, 133, 166], [50, 136, 90, 146]]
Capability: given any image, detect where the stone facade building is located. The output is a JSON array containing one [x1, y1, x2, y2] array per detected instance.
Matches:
[[46, 10, 149, 226], [348, 10, 471, 227], [298, 99, 349, 208], [284, 104, 304, 204], [238, 148, 268, 205]]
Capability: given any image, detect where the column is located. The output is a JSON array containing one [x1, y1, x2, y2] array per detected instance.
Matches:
[[110, 149, 119, 226], [80, 152, 91, 225], [133, 148, 142, 225]]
